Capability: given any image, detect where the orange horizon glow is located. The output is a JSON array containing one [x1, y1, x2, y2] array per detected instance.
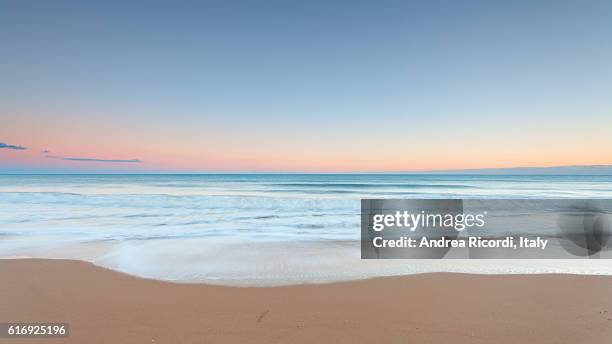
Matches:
[[2, 133, 612, 173], [3, 106, 612, 173]]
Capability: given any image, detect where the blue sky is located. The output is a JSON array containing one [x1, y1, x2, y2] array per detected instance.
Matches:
[[1, 0, 611, 172]]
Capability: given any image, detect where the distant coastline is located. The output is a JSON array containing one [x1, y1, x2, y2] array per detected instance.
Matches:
[[422, 165, 612, 175]]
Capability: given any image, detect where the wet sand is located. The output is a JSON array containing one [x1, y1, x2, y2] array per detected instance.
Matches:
[[1, 259, 611, 343]]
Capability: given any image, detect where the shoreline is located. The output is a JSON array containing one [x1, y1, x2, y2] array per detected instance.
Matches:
[[2, 259, 612, 343], [4, 256, 612, 286], [5, 239, 612, 286]]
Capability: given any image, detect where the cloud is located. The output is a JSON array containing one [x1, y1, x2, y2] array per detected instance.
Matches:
[[0, 142, 27, 150], [62, 157, 141, 163], [43, 153, 141, 163]]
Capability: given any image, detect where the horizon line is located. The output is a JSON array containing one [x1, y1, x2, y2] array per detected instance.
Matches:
[[2, 164, 612, 175]]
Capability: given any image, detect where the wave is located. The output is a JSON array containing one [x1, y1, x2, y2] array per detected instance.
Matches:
[[2, 174, 612, 284], [265, 183, 476, 189]]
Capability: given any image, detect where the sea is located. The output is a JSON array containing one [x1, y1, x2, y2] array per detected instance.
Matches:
[[1, 174, 612, 285]]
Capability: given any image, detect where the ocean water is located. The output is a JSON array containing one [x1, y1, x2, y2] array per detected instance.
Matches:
[[1, 174, 612, 285]]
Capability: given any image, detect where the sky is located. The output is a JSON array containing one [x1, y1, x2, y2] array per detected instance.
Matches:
[[1, 0, 611, 173]]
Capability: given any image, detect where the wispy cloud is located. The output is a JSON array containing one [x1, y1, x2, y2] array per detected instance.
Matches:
[[43, 152, 142, 163], [0, 142, 27, 150], [61, 157, 141, 163]]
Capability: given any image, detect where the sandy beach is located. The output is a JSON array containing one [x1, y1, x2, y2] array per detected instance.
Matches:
[[0, 259, 611, 343]]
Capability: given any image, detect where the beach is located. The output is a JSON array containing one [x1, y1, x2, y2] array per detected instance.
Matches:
[[3, 1, 612, 342], [1, 259, 611, 343]]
